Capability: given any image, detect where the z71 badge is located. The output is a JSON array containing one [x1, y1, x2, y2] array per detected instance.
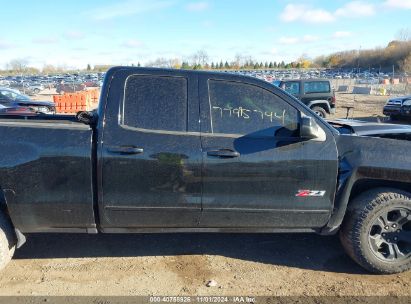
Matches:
[[296, 190, 326, 197]]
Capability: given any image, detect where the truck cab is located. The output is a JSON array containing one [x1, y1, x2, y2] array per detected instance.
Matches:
[[97, 68, 338, 231]]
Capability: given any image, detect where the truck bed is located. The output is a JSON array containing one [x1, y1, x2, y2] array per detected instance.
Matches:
[[0, 115, 96, 233]]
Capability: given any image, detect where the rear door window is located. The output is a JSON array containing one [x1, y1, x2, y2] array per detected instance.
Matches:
[[303, 81, 330, 94], [123, 75, 188, 132]]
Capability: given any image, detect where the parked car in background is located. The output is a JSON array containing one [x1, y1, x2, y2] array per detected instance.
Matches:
[[0, 104, 37, 116], [383, 95, 411, 120], [0, 80, 11, 87], [273, 79, 336, 118], [356, 78, 379, 85], [83, 80, 100, 87], [9, 83, 45, 95], [25, 83, 45, 95], [56, 82, 86, 94], [0, 87, 55, 114]]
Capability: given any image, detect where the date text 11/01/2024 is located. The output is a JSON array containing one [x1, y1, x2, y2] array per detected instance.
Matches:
[[149, 296, 256, 303]]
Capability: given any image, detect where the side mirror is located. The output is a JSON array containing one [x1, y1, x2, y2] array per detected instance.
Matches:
[[300, 115, 326, 141], [76, 110, 98, 126]]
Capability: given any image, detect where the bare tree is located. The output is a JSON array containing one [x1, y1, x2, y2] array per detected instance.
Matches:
[[232, 54, 242, 69], [191, 50, 209, 66], [145, 58, 180, 68], [168, 58, 181, 69], [9, 58, 29, 73], [400, 53, 411, 72], [42, 64, 57, 74], [146, 58, 171, 68], [396, 28, 411, 41]]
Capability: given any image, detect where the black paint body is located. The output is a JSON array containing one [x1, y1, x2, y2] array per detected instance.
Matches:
[[0, 67, 410, 235]]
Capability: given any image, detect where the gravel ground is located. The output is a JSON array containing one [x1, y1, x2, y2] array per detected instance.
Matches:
[[332, 93, 390, 120], [0, 233, 410, 296]]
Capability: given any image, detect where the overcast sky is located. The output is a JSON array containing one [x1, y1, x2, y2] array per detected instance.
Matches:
[[0, 0, 410, 69]]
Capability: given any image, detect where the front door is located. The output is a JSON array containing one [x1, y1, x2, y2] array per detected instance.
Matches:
[[99, 70, 202, 228], [199, 76, 338, 228]]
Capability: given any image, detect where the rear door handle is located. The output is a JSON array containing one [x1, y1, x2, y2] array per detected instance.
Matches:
[[207, 149, 240, 158], [107, 146, 144, 155]]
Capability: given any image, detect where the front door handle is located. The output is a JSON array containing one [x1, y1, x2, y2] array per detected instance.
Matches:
[[207, 149, 240, 158], [107, 146, 144, 155]]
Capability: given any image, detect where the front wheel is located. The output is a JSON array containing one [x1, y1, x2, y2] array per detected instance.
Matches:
[[311, 106, 327, 118], [0, 213, 16, 271], [340, 188, 411, 274]]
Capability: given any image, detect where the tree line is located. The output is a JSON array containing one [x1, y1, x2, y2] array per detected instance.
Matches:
[[1, 33, 410, 75], [314, 40, 411, 72]]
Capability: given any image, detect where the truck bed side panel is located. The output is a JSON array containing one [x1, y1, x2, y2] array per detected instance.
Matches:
[[0, 120, 95, 232]]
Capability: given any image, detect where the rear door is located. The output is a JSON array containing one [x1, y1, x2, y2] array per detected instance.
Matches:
[[99, 69, 202, 229], [199, 75, 339, 228]]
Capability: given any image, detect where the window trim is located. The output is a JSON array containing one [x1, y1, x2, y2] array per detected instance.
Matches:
[[120, 74, 189, 133], [207, 79, 300, 136]]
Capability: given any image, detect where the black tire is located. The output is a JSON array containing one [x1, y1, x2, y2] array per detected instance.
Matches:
[[311, 106, 327, 118], [0, 213, 16, 270], [390, 115, 400, 121], [340, 188, 411, 274], [33, 88, 40, 94]]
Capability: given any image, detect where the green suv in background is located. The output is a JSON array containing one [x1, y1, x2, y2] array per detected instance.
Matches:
[[273, 79, 336, 118]]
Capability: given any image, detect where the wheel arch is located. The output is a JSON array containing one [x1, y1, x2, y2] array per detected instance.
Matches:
[[0, 188, 25, 248], [348, 179, 411, 202], [307, 100, 331, 113], [0, 189, 8, 215], [320, 176, 411, 235]]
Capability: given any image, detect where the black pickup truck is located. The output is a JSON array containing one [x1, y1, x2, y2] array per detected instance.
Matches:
[[1, 67, 411, 274], [383, 95, 411, 121]]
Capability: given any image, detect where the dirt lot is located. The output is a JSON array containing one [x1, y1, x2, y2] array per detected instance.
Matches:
[[1, 90, 409, 297], [0, 233, 410, 296], [333, 93, 391, 121]]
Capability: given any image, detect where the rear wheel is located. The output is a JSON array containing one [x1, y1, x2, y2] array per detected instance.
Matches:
[[340, 188, 411, 274], [0, 213, 16, 270], [311, 106, 327, 118]]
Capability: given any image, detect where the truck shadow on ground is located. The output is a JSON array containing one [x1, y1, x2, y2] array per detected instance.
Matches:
[[14, 233, 367, 275]]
